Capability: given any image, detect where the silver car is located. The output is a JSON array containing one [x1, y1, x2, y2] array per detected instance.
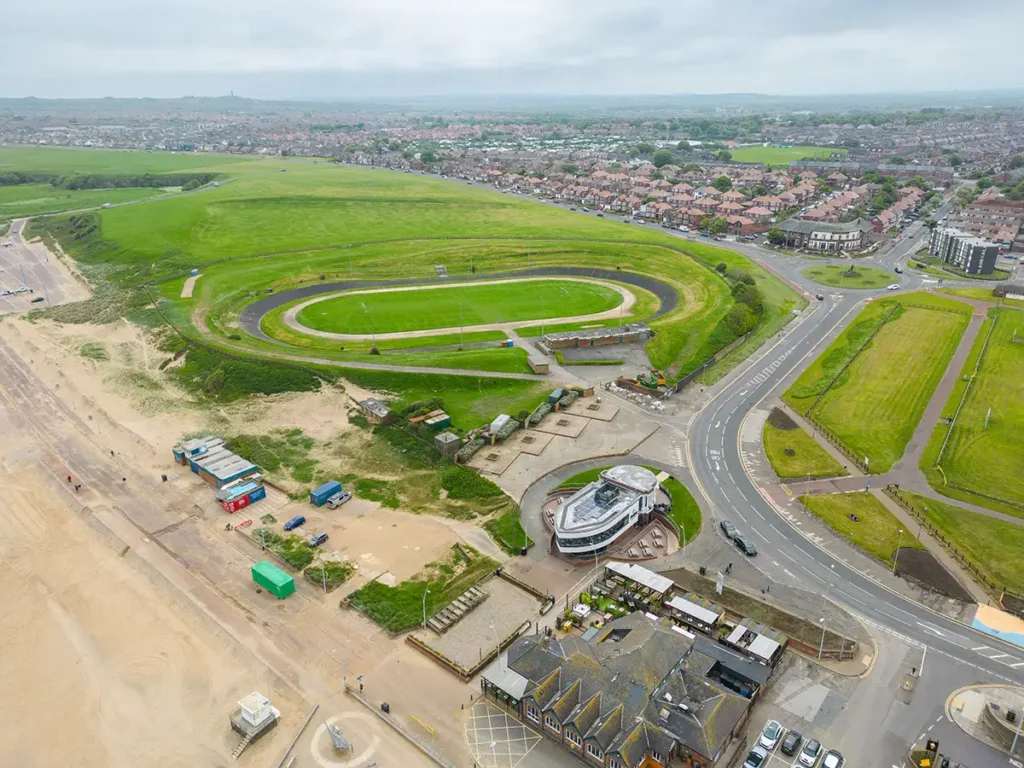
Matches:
[[743, 746, 769, 768], [799, 739, 822, 767], [759, 720, 783, 750]]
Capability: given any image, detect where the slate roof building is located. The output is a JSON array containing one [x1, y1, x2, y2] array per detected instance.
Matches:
[[776, 217, 873, 252], [483, 612, 762, 768]]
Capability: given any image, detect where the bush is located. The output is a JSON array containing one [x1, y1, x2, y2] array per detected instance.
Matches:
[[441, 465, 504, 500], [716, 262, 728, 273], [204, 369, 225, 395], [251, 528, 315, 570], [304, 560, 355, 591]]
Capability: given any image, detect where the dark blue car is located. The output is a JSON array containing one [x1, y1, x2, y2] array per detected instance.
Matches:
[[283, 515, 306, 531]]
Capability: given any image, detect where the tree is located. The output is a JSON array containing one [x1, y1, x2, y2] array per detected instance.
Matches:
[[710, 217, 728, 235], [950, 155, 963, 167], [699, 217, 715, 232], [636, 142, 656, 156], [652, 149, 675, 168], [766, 227, 785, 245], [1008, 154, 1024, 170], [561, 163, 579, 175], [715, 150, 733, 162], [889, 156, 907, 165], [420, 148, 438, 163], [712, 175, 732, 192], [716, 262, 728, 273], [752, 185, 769, 197]]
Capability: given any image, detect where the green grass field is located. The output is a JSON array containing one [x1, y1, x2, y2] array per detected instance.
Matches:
[[896, 490, 1024, 592], [295, 279, 622, 335], [800, 492, 924, 565], [940, 287, 1024, 309], [729, 146, 847, 166], [802, 265, 894, 290], [785, 293, 970, 472], [0, 184, 168, 223], [933, 309, 1024, 510], [13, 145, 803, 420], [762, 409, 848, 479]]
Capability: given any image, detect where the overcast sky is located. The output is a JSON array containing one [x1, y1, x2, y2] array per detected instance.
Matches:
[[5, 0, 1024, 99]]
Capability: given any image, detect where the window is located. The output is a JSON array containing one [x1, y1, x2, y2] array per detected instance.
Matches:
[[526, 706, 540, 723], [566, 730, 582, 747], [545, 715, 560, 733], [652, 750, 665, 764], [587, 743, 603, 761], [608, 759, 621, 768]]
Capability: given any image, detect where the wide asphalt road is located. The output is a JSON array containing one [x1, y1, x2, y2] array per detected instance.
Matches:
[[683, 229, 1024, 687]]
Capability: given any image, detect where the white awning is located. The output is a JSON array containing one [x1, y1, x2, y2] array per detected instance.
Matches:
[[748, 634, 782, 662], [667, 596, 722, 626], [605, 562, 673, 595], [726, 624, 746, 645]]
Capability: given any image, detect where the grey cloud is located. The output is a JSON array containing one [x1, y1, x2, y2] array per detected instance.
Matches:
[[3, 0, 1023, 98]]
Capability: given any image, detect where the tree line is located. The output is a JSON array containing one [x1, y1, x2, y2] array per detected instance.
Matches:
[[0, 171, 218, 190]]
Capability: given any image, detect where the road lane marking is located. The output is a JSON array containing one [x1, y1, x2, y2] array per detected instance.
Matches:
[[877, 608, 911, 626], [802, 567, 826, 584], [752, 528, 769, 543], [780, 550, 798, 564], [836, 590, 866, 606], [971, 645, 991, 651]]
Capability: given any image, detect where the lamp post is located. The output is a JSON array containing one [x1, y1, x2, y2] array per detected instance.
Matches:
[[817, 617, 827, 660], [893, 528, 904, 575], [818, 564, 835, 659], [490, 624, 502, 671], [458, 301, 464, 347], [422, 588, 431, 630]]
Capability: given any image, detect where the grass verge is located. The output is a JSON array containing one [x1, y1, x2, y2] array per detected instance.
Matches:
[[482, 504, 534, 556], [799, 492, 924, 565], [763, 409, 848, 479]]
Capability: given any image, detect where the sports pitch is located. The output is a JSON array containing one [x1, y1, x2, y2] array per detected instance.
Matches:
[[294, 278, 624, 335]]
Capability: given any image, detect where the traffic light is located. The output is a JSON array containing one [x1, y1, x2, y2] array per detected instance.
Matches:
[[926, 740, 939, 754]]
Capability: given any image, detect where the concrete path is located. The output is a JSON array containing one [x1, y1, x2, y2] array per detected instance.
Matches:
[[180, 273, 201, 298]]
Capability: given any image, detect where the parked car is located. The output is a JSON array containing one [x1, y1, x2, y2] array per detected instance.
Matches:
[[596, 212, 604, 217], [678, 225, 690, 232], [887, 283, 900, 290], [307, 532, 329, 547], [781, 731, 803, 756], [799, 739, 823, 767], [822, 750, 844, 768], [759, 720, 784, 750], [569, 207, 577, 211], [283, 515, 306, 531], [326, 491, 352, 509], [581, 207, 590, 212], [30, 296, 44, 303], [720, 520, 738, 539], [743, 746, 769, 768], [734, 535, 757, 557]]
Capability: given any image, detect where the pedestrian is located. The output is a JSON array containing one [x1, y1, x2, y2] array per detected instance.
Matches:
[[761, 587, 766, 596], [359, 682, 364, 693], [766, 585, 770, 594], [74, 484, 81, 492], [111, 450, 115, 457], [122, 477, 126, 483], [67, 475, 72, 483]]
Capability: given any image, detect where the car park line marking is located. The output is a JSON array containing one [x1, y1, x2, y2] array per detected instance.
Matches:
[[989, 653, 1009, 659], [1010, 662, 1024, 668], [972, 645, 992, 651]]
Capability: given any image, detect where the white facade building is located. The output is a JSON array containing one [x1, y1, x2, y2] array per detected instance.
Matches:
[[554, 465, 658, 555]]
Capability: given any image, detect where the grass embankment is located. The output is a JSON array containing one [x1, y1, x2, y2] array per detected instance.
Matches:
[[728, 146, 847, 166], [918, 256, 1010, 281], [939, 288, 1024, 309], [250, 527, 316, 570], [799, 492, 925, 565], [784, 293, 970, 472], [801, 264, 893, 290], [347, 545, 499, 633], [895, 491, 1024, 592], [762, 408, 848, 479], [922, 308, 1024, 513], [304, 560, 356, 592], [482, 505, 534, 556], [295, 279, 622, 334], [554, 465, 700, 545]]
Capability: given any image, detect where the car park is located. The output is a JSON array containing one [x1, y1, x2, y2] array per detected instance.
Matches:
[[307, 532, 329, 547], [799, 738, 823, 767], [283, 515, 306, 531], [781, 731, 803, 756], [734, 536, 757, 556], [720, 520, 738, 539], [326, 491, 352, 509], [743, 746, 769, 768], [822, 749, 844, 768], [758, 720, 783, 750]]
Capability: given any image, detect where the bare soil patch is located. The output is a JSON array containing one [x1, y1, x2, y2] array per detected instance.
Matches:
[[895, 547, 973, 601], [767, 406, 797, 430]]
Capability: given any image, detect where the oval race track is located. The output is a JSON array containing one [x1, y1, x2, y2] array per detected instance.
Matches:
[[238, 266, 680, 342]]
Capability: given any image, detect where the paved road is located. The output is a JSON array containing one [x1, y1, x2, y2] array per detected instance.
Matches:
[[0, 218, 87, 312]]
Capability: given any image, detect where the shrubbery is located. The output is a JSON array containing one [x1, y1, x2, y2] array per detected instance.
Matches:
[[441, 465, 504, 500]]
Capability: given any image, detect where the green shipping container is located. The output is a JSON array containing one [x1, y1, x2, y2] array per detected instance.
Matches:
[[251, 560, 295, 599]]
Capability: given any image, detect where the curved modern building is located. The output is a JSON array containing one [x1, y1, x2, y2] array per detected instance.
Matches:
[[554, 465, 659, 555]]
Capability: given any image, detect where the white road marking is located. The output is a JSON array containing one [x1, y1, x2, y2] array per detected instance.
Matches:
[[836, 590, 866, 606], [1010, 662, 1024, 668], [752, 528, 769, 543], [972, 645, 992, 651], [989, 653, 1010, 659], [780, 550, 798, 564], [802, 568, 826, 584], [877, 608, 911, 626]]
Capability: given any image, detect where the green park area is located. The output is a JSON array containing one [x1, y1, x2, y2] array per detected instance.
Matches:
[[785, 293, 969, 472], [762, 408, 848, 479], [554, 465, 701, 545], [729, 145, 847, 166], [940, 287, 1024, 309], [922, 308, 1024, 513], [802, 264, 893, 290], [799, 492, 925, 566], [893, 490, 1024, 593], [347, 545, 498, 633], [294, 279, 622, 335], [13, 145, 803, 430]]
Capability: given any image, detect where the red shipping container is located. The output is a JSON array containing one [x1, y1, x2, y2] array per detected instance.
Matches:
[[222, 494, 251, 513]]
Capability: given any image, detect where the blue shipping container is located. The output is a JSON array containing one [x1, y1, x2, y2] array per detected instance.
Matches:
[[310, 480, 343, 506], [248, 485, 267, 503]]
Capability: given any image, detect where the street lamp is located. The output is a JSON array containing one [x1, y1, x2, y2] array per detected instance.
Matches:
[[422, 588, 431, 630], [817, 617, 828, 660], [490, 624, 502, 671], [893, 528, 904, 575]]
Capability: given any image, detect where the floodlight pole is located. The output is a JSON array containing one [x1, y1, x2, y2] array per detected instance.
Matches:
[[459, 302, 464, 347]]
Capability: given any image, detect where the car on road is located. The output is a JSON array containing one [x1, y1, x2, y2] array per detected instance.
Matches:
[[743, 746, 769, 768], [283, 515, 306, 531], [581, 207, 590, 212], [799, 738, 822, 767], [720, 520, 738, 539], [894, 266, 903, 273], [734, 535, 757, 556], [307, 532, 329, 547], [887, 283, 900, 290], [678, 226, 690, 232], [815, 293, 825, 301], [569, 207, 577, 211], [30, 296, 44, 303], [596, 212, 604, 217], [781, 731, 803, 756], [822, 750, 844, 768], [758, 720, 784, 750], [326, 491, 352, 509]]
